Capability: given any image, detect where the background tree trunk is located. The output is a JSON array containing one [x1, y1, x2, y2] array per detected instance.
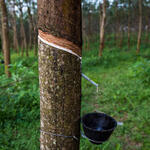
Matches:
[[38, 0, 82, 149], [19, 5, 28, 57], [136, 0, 142, 54], [32, 2, 38, 56], [114, 0, 118, 47], [88, 10, 92, 37], [128, 0, 131, 50], [145, 15, 149, 44], [119, 26, 123, 48], [34, 26, 38, 56], [0, 0, 11, 77], [12, 4, 19, 54], [27, 5, 34, 50], [99, 0, 106, 57]]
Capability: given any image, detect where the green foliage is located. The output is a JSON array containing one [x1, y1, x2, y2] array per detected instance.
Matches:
[[0, 43, 150, 150], [0, 55, 40, 150], [0, 39, 2, 52], [81, 44, 150, 150], [128, 58, 150, 85]]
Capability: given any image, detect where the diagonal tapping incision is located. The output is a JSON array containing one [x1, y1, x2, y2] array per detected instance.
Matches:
[[38, 29, 82, 58]]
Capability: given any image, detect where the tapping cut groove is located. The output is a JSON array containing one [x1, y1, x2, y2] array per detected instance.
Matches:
[[39, 29, 82, 57]]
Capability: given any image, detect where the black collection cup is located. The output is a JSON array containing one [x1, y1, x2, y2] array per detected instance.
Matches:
[[82, 112, 117, 144]]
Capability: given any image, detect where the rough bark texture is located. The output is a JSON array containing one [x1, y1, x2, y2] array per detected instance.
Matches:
[[0, 0, 11, 77], [99, 0, 106, 57], [38, 0, 82, 48], [38, 0, 82, 149], [136, 0, 142, 54]]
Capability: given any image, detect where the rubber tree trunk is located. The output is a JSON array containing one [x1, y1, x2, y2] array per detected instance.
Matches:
[[27, 5, 34, 50], [116, 16, 121, 47], [136, 0, 142, 54], [38, 0, 82, 149], [86, 11, 91, 50], [145, 15, 149, 44], [0, 0, 11, 77], [12, 7, 19, 54], [34, 26, 38, 56], [88, 11, 92, 37], [114, 0, 118, 47], [32, 2, 38, 56], [19, 6, 28, 57], [99, 0, 106, 57], [119, 26, 123, 48], [128, 0, 131, 50]]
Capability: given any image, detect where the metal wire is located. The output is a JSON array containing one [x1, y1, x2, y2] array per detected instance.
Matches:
[[40, 130, 78, 141]]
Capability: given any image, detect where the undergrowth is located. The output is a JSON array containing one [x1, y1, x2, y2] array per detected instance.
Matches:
[[0, 44, 150, 150]]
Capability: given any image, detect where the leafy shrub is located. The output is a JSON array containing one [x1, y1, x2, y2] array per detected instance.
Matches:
[[128, 58, 150, 85], [0, 59, 40, 149]]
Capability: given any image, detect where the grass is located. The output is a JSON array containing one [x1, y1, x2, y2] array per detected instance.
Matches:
[[81, 43, 150, 150], [0, 42, 150, 149]]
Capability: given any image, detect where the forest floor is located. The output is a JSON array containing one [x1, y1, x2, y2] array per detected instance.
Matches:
[[0, 43, 150, 150]]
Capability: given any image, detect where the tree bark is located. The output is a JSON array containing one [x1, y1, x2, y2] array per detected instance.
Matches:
[[145, 15, 149, 44], [145, 25, 149, 44], [27, 4, 34, 50], [114, 0, 118, 47], [116, 15, 121, 48], [0, 0, 11, 77], [19, 5, 28, 57], [34, 26, 38, 56], [128, 0, 131, 50], [32, 2, 38, 56], [38, 0, 82, 149], [136, 0, 142, 54], [12, 3, 19, 53], [99, 0, 106, 57], [88, 10, 92, 36], [119, 26, 123, 48]]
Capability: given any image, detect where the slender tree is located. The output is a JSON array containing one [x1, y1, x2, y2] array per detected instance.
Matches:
[[144, 8, 149, 44], [18, 2, 28, 56], [0, 0, 11, 77], [12, 1, 19, 53], [128, 0, 131, 50], [88, 7, 92, 36], [33, 25, 38, 56], [119, 26, 123, 48], [116, 3, 121, 48], [136, 0, 142, 54], [113, 0, 118, 46], [32, 2, 38, 56], [99, 0, 106, 57], [38, 0, 82, 149], [27, 1, 34, 49]]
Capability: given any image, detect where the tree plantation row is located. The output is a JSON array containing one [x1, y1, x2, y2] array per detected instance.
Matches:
[[0, 0, 150, 77], [0, 0, 150, 149]]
